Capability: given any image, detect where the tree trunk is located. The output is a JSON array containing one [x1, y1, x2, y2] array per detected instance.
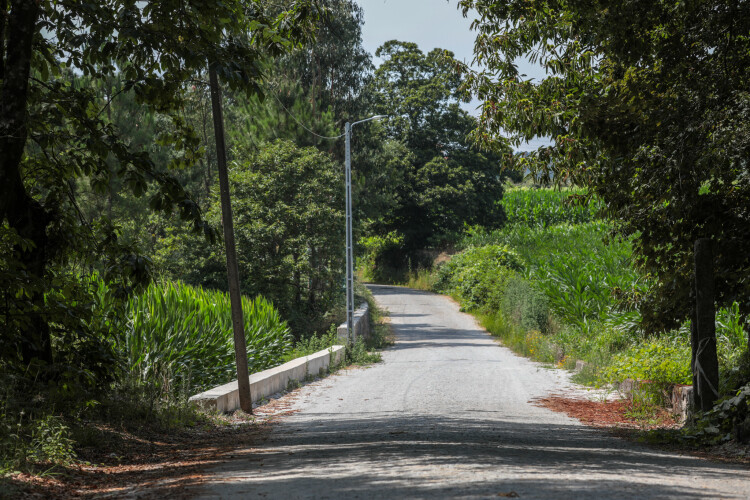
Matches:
[[309, 246, 318, 309], [692, 238, 720, 412], [0, 0, 7, 81], [292, 251, 302, 308], [689, 303, 701, 410], [209, 63, 253, 414], [0, 1, 51, 368]]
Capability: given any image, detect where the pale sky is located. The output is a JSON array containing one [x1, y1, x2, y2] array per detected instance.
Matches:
[[355, 0, 551, 151]]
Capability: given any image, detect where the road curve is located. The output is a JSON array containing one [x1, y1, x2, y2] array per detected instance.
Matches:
[[199, 285, 750, 499]]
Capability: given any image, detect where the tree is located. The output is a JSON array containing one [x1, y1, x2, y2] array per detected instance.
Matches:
[[226, 80, 339, 150], [278, 0, 374, 127], [459, 0, 750, 408], [371, 40, 509, 250], [158, 140, 345, 338], [0, 0, 320, 381]]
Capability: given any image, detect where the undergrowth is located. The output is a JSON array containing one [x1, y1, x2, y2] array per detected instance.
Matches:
[[0, 372, 215, 476]]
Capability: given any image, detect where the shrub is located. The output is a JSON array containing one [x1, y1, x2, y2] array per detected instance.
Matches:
[[359, 231, 406, 283], [602, 337, 692, 388], [434, 245, 522, 311], [686, 382, 750, 444]]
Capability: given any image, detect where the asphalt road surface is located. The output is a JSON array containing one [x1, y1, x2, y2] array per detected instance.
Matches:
[[199, 285, 750, 499]]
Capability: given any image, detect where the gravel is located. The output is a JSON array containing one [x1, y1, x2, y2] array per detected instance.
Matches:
[[198, 285, 750, 499]]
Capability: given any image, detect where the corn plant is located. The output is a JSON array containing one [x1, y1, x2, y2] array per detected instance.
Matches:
[[501, 187, 603, 228], [118, 280, 292, 394]]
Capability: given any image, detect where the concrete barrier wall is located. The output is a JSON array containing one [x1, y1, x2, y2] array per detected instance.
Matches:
[[336, 302, 370, 343], [189, 345, 346, 414]]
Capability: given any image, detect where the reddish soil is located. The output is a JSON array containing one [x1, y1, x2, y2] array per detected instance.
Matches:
[[532, 394, 679, 430], [533, 394, 750, 466]]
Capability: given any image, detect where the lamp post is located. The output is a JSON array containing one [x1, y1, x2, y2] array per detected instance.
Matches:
[[345, 115, 386, 346]]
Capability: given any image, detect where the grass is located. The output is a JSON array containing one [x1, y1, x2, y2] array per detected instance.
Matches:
[[405, 268, 438, 291]]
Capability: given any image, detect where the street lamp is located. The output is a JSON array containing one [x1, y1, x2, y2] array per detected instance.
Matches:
[[345, 115, 387, 346]]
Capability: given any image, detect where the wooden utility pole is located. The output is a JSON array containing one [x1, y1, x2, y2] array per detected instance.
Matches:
[[209, 63, 252, 414], [692, 238, 720, 412]]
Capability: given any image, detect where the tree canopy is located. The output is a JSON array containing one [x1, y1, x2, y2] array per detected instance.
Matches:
[[459, 0, 750, 333], [370, 40, 509, 251], [0, 0, 321, 382]]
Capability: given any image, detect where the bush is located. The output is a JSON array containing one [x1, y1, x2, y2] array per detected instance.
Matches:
[[602, 337, 692, 389], [359, 231, 406, 283], [434, 245, 522, 311], [685, 382, 750, 444]]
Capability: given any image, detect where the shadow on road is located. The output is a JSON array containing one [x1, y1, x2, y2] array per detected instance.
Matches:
[[205, 414, 742, 498]]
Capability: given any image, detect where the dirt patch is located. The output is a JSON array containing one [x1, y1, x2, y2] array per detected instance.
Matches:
[[533, 393, 750, 466], [433, 251, 453, 266], [532, 394, 679, 430], [3, 391, 304, 499]]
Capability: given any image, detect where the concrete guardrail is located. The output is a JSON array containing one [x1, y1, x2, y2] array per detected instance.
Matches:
[[336, 302, 370, 343], [189, 345, 346, 413]]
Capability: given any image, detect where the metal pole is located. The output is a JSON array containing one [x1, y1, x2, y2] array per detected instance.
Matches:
[[345, 122, 354, 345], [209, 63, 252, 414]]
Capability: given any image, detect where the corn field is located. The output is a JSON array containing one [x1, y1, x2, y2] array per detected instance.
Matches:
[[119, 281, 292, 394], [502, 187, 603, 227]]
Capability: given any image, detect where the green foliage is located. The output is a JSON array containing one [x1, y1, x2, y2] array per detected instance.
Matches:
[[358, 282, 394, 350], [227, 81, 340, 150], [500, 275, 551, 334], [405, 268, 439, 292], [0, 410, 77, 473], [460, 222, 643, 333], [685, 383, 750, 444], [502, 187, 602, 228], [1, 0, 322, 384], [283, 325, 340, 363], [122, 280, 292, 394], [603, 338, 692, 388], [155, 140, 344, 338], [28, 416, 77, 466], [276, 0, 374, 128], [434, 245, 522, 312], [716, 303, 750, 367], [359, 231, 406, 283], [368, 40, 509, 251], [477, 311, 562, 364], [348, 337, 382, 365], [459, 0, 750, 332]]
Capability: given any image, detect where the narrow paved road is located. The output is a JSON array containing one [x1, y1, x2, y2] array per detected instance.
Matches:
[[199, 285, 750, 499]]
